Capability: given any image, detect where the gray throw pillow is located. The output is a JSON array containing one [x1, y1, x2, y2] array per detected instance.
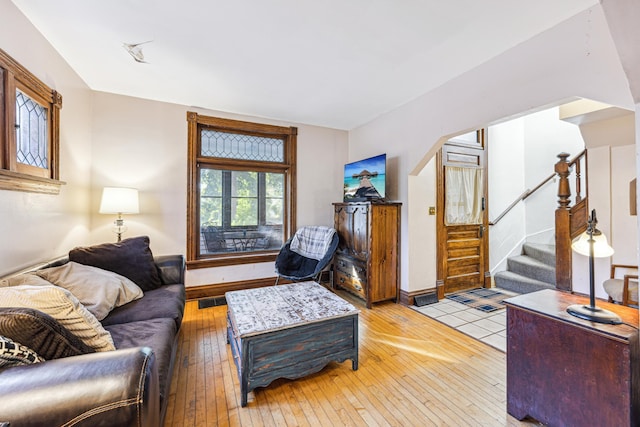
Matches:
[[68, 236, 162, 291], [36, 262, 143, 321]]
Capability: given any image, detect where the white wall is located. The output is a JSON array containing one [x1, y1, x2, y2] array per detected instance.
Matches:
[[408, 159, 437, 291], [523, 107, 585, 243], [89, 92, 348, 287], [610, 145, 637, 265], [349, 6, 633, 293], [573, 115, 638, 298], [0, 1, 93, 275], [487, 118, 526, 274]]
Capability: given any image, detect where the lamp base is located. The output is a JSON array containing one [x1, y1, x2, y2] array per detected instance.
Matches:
[[566, 304, 622, 325]]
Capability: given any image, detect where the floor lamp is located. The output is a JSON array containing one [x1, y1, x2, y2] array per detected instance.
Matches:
[[566, 209, 622, 325]]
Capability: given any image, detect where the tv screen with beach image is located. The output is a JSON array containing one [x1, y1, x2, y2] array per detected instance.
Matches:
[[343, 153, 386, 201]]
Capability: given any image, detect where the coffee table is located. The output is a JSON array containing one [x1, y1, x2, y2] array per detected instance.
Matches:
[[226, 281, 359, 406]]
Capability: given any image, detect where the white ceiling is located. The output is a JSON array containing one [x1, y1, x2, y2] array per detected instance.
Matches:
[[12, 0, 598, 130]]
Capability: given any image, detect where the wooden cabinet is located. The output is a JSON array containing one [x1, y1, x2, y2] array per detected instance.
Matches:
[[333, 202, 401, 308], [506, 289, 639, 426]]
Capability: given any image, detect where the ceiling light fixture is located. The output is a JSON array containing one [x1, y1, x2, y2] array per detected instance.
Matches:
[[123, 40, 152, 63]]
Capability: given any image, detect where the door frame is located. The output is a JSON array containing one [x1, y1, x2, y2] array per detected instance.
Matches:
[[436, 130, 490, 299]]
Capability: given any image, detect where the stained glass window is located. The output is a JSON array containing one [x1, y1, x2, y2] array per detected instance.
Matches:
[[0, 48, 62, 193], [201, 129, 284, 162], [16, 89, 48, 169]]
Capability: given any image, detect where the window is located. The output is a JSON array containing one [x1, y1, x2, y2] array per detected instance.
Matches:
[[187, 112, 297, 268], [0, 48, 63, 193]]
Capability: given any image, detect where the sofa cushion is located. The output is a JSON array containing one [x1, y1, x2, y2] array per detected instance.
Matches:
[[105, 318, 177, 409], [69, 236, 162, 291], [36, 262, 143, 321], [0, 284, 115, 352], [0, 307, 95, 360], [0, 335, 44, 369], [101, 284, 186, 329]]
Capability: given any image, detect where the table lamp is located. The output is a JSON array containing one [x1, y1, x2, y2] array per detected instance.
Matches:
[[566, 209, 622, 324], [99, 187, 139, 242]]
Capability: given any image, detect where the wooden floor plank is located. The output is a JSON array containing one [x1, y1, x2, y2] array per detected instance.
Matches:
[[166, 293, 539, 427]]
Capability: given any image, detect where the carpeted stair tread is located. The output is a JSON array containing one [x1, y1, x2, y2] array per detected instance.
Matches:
[[522, 242, 556, 267], [507, 255, 556, 285], [494, 270, 555, 294]]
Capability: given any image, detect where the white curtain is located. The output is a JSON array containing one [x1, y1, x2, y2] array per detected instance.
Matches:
[[445, 166, 484, 225]]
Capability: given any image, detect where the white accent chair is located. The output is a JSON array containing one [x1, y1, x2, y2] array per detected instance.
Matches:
[[603, 264, 638, 307]]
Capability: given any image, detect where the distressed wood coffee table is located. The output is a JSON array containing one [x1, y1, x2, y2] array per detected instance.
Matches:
[[226, 281, 359, 406]]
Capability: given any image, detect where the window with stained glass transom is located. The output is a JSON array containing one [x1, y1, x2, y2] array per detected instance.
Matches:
[[187, 112, 296, 269]]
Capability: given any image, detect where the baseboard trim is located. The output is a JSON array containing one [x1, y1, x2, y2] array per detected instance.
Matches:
[[399, 288, 439, 306]]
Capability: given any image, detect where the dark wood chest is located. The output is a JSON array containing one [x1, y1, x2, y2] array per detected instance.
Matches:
[[333, 202, 401, 308], [506, 289, 639, 426]]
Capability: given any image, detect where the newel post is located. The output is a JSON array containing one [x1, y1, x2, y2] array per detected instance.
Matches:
[[555, 153, 572, 291]]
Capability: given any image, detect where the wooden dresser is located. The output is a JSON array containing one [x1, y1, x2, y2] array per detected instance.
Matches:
[[506, 289, 639, 426], [332, 202, 401, 308]]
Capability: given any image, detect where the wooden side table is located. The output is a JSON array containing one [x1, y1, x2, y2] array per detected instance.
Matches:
[[505, 289, 639, 426]]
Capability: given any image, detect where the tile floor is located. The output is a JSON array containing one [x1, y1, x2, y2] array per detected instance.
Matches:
[[411, 293, 517, 352]]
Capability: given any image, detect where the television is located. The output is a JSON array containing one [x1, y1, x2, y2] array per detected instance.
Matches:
[[343, 153, 386, 202]]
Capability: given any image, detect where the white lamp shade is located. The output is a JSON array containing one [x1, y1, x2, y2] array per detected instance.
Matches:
[[571, 230, 614, 258], [99, 187, 139, 214]]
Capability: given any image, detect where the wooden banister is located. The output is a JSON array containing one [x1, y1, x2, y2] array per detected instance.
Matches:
[[489, 150, 587, 229], [555, 150, 588, 291]]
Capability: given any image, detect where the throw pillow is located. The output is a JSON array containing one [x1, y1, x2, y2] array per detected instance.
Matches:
[[0, 284, 115, 352], [68, 236, 162, 291], [0, 307, 95, 359], [36, 262, 143, 320], [0, 273, 53, 288], [0, 334, 44, 369]]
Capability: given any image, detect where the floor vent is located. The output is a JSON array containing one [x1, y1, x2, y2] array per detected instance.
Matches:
[[198, 296, 227, 309], [414, 293, 438, 307]]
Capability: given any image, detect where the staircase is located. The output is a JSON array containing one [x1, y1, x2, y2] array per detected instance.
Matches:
[[494, 242, 556, 294]]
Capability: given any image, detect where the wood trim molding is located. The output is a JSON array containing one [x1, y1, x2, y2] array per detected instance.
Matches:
[[186, 111, 297, 266], [399, 288, 439, 306], [186, 252, 278, 269], [0, 169, 65, 194], [186, 277, 278, 300], [436, 279, 445, 300]]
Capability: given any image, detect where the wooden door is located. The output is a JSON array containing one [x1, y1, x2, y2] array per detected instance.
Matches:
[[436, 130, 489, 298]]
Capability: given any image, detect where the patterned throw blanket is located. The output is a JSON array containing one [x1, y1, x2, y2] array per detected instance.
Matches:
[[289, 226, 336, 261]]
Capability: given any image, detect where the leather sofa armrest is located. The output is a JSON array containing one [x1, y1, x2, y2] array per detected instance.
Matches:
[[154, 254, 185, 285], [0, 347, 159, 427]]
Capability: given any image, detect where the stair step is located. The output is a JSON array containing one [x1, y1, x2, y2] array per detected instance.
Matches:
[[494, 270, 555, 294], [523, 242, 556, 267], [507, 255, 556, 285]]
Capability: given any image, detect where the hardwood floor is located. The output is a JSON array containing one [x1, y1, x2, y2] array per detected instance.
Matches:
[[165, 292, 539, 426]]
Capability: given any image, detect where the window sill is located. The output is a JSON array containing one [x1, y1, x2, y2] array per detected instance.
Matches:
[[0, 170, 66, 194], [187, 252, 278, 269]]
